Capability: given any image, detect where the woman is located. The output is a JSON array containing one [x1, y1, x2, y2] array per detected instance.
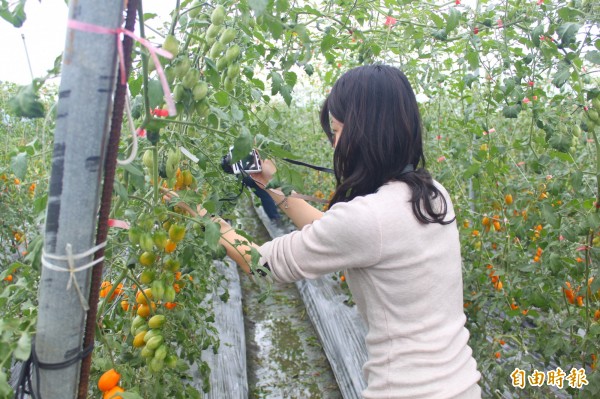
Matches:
[[204, 65, 481, 398]]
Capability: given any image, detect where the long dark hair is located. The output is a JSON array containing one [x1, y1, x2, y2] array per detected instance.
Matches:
[[319, 65, 453, 225]]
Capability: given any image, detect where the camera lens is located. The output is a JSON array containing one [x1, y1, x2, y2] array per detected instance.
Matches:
[[221, 154, 234, 174]]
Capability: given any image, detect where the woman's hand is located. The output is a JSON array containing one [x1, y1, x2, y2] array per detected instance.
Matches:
[[252, 158, 277, 188], [196, 204, 209, 218]]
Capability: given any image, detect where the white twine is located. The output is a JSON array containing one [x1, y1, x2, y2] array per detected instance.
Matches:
[[41, 241, 107, 311], [116, 90, 138, 166]]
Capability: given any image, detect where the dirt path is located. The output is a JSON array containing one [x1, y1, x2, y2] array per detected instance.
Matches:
[[236, 201, 342, 399]]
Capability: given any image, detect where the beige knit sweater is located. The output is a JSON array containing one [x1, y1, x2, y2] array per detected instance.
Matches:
[[259, 181, 481, 398]]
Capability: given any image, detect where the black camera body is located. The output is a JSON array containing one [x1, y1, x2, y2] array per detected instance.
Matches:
[[221, 147, 262, 175]]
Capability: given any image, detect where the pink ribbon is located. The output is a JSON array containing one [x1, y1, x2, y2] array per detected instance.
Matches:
[[108, 219, 130, 230], [67, 19, 176, 116]]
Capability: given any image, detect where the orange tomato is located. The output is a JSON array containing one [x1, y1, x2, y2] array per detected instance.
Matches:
[[164, 239, 177, 253], [482, 216, 491, 227], [136, 302, 156, 318], [120, 300, 129, 312], [493, 221, 501, 232], [97, 368, 120, 392], [136, 288, 153, 305], [504, 194, 513, 205], [99, 281, 112, 298], [164, 302, 177, 310], [3, 275, 13, 282], [564, 289, 575, 304], [103, 386, 124, 399]]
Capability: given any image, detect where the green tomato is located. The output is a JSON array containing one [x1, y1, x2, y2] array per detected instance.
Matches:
[[174, 58, 191, 79], [141, 346, 155, 359], [140, 269, 156, 285], [146, 335, 165, 350], [165, 354, 178, 368], [219, 28, 236, 45], [227, 63, 240, 79], [143, 328, 161, 343], [192, 81, 209, 101], [153, 230, 168, 250], [182, 68, 200, 89], [150, 357, 164, 372], [224, 77, 235, 92], [225, 44, 240, 63], [206, 23, 222, 39], [140, 233, 155, 253], [188, 0, 202, 18], [142, 149, 154, 170], [164, 285, 176, 302], [209, 41, 225, 59], [154, 344, 168, 360], [148, 314, 166, 329], [216, 56, 229, 72], [210, 5, 226, 25], [173, 83, 185, 103], [162, 35, 180, 57], [128, 226, 142, 245], [151, 280, 165, 301]]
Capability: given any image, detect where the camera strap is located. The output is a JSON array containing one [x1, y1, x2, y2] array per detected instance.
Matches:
[[281, 158, 334, 174]]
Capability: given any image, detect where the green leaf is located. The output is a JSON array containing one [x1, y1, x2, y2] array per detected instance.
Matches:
[[275, 0, 289, 13], [557, 7, 585, 21], [270, 71, 284, 95], [120, 393, 144, 399], [585, 50, 600, 65], [204, 221, 221, 251], [465, 51, 479, 70], [284, 71, 297, 87], [232, 132, 253, 162], [503, 77, 516, 95], [0, 371, 13, 398], [10, 152, 28, 179], [280, 85, 292, 106], [556, 22, 580, 46], [541, 203, 560, 228], [428, 11, 445, 29], [462, 163, 480, 179], [502, 104, 522, 118], [321, 33, 337, 53], [432, 28, 447, 41], [14, 333, 31, 361], [213, 91, 230, 106], [119, 162, 144, 176], [8, 84, 45, 118], [266, 17, 284, 40], [531, 25, 544, 47], [113, 180, 128, 202], [445, 7, 461, 33], [552, 62, 571, 88], [0, 0, 26, 27], [147, 79, 164, 109], [248, 0, 268, 16]]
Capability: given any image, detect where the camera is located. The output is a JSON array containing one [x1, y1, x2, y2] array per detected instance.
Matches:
[[221, 147, 262, 175]]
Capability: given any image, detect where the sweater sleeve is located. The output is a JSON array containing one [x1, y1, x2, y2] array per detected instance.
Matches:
[[258, 198, 382, 283]]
